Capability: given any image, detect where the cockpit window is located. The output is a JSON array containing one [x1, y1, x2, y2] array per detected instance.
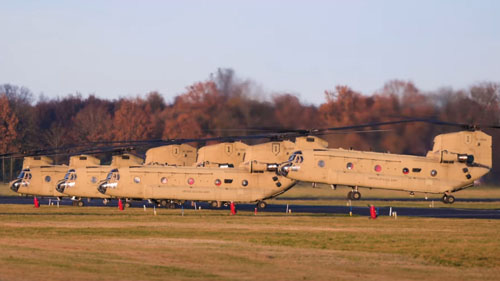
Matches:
[[64, 169, 77, 181], [288, 151, 303, 162], [106, 169, 120, 181], [17, 169, 31, 179]]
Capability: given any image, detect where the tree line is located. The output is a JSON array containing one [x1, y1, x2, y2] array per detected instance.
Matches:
[[1, 69, 499, 182]]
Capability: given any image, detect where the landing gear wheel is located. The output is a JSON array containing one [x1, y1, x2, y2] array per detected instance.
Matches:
[[124, 202, 131, 208], [167, 202, 176, 209], [347, 191, 353, 200], [77, 200, 84, 207], [160, 200, 168, 207], [351, 191, 361, 200], [210, 201, 219, 208], [442, 194, 455, 204], [257, 201, 267, 210]]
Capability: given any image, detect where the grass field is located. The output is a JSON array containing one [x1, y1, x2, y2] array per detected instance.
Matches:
[[0, 204, 499, 281]]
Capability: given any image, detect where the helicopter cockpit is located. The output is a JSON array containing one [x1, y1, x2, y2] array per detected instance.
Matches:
[[10, 169, 32, 192], [64, 169, 77, 181], [278, 151, 303, 176], [98, 169, 119, 195], [56, 169, 77, 193], [18, 169, 32, 180], [106, 169, 120, 182], [287, 151, 304, 163]]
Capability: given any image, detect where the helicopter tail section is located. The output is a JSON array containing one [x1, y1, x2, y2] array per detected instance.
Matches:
[[429, 130, 492, 169]]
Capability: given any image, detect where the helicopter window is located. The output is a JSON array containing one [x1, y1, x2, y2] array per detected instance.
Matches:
[[188, 178, 195, 185], [430, 170, 437, 177], [346, 162, 354, 170], [17, 170, 26, 179], [295, 155, 304, 163], [70, 173, 77, 181], [133, 176, 141, 183], [412, 168, 422, 173], [79, 156, 87, 160], [24, 172, 32, 180], [45, 176, 51, 182], [242, 180, 248, 186], [374, 165, 382, 172], [402, 168, 409, 175], [122, 155, 130, 159], [161, 177, 168, 184], [288, 151, 303, 162], [318, 160, 325, 168], [214, 179, 221, 186], [224, 179, 233, 184], [91, 176, 97, 184]]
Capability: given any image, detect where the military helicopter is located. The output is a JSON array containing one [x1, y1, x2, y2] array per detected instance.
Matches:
[[8, 140, 198, 205], [92, 135, 329, 209], [55, 154, 143, 206], [97, 163, 296, 209], [277, 119, 494, 204], [56, 144, 198, 207], [9, 156, 68, 198]]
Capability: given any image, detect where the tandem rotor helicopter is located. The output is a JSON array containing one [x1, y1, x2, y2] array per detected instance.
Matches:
[[5, 118, 496, 207]]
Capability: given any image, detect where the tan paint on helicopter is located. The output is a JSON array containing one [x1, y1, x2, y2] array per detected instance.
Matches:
[[97, 137, 328, 204], [195, 136, 328, 169], [101, 165, 296, 204], [10, 156, 68, 197], [21, 156, 53, 168], [145, 144, 197, 166], [60, 154, 144, 199], [196, 141, 248, 167], [281, 131, 492, 196], [243, 136, 328, 165]]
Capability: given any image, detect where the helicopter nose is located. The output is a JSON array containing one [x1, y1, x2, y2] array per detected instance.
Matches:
[[10, 179, 22, 192], [55, 181, 66, 193], [97, 181, 108, 194], [278, 163, 292, 176]]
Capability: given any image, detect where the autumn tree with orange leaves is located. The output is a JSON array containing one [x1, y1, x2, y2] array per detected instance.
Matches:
[[0, 94, 19, 154]]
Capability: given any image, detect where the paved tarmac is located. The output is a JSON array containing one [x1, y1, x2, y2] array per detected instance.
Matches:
[[1, 196, 499, 219]]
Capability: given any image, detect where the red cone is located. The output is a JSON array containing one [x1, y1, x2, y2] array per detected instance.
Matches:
[[370, 205, 377, 219], [34, 197, 40, 208], [118, 199, 124, 211], [230, 202, 236, 215]]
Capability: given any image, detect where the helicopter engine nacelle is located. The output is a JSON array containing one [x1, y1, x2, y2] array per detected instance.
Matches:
[[457, 154, 474, 164], [249, 161, 279, 173]]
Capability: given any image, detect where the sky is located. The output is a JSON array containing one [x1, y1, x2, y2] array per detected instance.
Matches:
[[1, 0, 499, 105]]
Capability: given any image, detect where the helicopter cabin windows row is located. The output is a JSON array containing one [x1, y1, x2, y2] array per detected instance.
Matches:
[[152, 176, 250, 187], [315, 159, 439, 177]]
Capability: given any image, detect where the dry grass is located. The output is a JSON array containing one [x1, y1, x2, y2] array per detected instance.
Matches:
[[0, 204, 499, 281], [0, 183, 17, 196]]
